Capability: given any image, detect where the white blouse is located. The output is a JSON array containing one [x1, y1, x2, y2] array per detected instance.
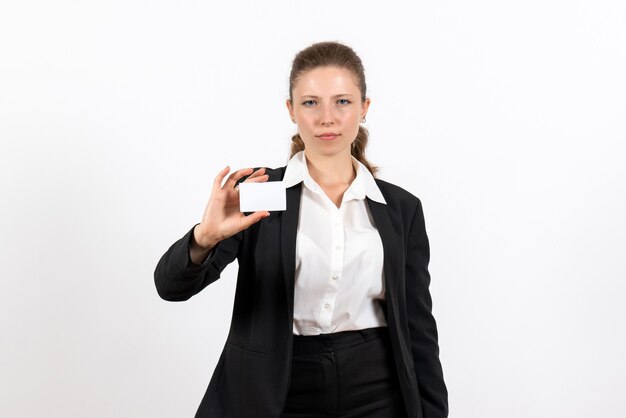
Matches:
[[282, 150, 388, 336]]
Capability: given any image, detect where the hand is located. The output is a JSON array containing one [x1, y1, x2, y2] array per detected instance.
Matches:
[[193, 166, 270, 250]]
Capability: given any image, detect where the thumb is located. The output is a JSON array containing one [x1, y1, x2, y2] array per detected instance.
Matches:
[[240, 211, 271, 229]]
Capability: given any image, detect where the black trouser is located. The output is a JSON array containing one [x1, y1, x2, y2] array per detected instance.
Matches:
[[280, 326, 408, 418]]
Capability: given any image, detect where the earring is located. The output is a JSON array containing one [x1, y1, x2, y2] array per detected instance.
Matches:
[[361, 116, 366, 123]]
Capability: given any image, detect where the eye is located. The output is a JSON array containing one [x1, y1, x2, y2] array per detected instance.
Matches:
[[338, 99, 351, 105], [302, 100, 316, 106]]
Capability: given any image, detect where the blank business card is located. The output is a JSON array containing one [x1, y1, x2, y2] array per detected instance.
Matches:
[[239, 181, 286, 212]]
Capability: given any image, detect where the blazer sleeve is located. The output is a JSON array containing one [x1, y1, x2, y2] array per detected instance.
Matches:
[[405, 198, 449, 417], [154, 223, 242, 301]]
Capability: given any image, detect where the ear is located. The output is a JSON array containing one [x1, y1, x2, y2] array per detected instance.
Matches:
[[286, 99, 295, 121], [361, 97, 371, 117]]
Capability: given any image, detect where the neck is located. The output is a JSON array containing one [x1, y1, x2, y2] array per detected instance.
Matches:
[[304, 149, 356, 187]]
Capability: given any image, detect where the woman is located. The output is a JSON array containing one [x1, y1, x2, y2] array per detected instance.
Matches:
[[154, 41, 448, 418]]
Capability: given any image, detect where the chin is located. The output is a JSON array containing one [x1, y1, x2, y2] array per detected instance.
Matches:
[[310, 145, 351, 156]]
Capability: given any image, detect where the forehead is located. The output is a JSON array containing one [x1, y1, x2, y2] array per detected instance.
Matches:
[[293, 66, 360, 95]]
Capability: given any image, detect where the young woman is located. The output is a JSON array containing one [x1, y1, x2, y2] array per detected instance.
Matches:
[[155, 41, 448, 418]]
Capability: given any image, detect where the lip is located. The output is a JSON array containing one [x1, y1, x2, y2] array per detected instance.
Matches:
[[317, 133, 340, 140]]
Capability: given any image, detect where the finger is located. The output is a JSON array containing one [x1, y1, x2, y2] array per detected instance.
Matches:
[[244, 174, 269, 183], [223, 167, 254, 190], [213, 165, 231, 191], [246, 167, 266, 180]]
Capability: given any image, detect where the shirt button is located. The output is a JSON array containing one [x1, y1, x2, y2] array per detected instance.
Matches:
[[331, 273, 339, 280], [335, 245, 342, 251], [324, 303, 331, 310]]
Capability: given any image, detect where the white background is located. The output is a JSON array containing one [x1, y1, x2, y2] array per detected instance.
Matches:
[[1, 1, 625, 417]]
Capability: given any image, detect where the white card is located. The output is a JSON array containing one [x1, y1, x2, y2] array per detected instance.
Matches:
[[238, 181, 286, 212]]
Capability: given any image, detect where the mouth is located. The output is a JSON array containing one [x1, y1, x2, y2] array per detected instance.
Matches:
[[317, 133, 340, 141]]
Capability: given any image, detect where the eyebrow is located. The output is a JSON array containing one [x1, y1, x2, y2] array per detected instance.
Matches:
[[299, 94, 354, 99]]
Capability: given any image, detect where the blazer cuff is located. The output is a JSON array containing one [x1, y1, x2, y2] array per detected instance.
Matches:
[[186, 223, 220, 268]]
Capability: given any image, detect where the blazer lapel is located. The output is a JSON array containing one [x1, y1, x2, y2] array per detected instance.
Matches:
[[281, 183, 302, 328], [366, 197, 401, 314]]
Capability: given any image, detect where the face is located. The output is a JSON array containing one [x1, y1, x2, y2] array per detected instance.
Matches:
[[286, 66, 370, 159]]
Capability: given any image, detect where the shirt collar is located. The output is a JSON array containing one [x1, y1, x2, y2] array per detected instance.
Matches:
[[282, 150, 387, 205]]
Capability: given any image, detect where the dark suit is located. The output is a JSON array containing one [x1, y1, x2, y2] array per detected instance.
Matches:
[[154, 165, 448, 418]]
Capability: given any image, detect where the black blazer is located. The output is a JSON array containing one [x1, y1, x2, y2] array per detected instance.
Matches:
[[154, 165, 448, 418]]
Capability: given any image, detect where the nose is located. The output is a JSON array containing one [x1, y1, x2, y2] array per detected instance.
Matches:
[[320, 104, 335, 126]]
